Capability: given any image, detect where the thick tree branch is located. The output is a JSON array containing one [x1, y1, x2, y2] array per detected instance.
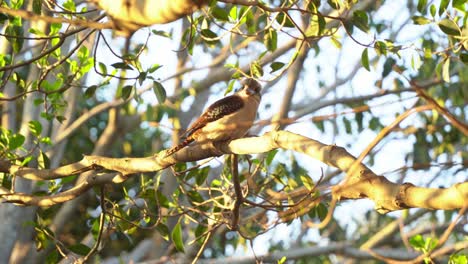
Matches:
[[0, 131, 465, 211]]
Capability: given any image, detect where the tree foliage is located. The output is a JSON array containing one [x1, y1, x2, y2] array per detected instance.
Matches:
[[0, 0, 467, 263]]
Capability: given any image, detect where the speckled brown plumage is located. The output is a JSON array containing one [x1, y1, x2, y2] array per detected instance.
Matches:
[[165, 79, 261, 157]]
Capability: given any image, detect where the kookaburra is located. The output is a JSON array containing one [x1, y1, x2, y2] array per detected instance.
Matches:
[[166, 78, 262, 156]]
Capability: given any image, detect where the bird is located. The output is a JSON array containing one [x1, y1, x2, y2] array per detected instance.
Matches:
[[165, 78, 262, 157]]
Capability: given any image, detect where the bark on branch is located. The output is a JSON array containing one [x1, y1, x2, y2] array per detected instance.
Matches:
[[0, 131, 466, 211]]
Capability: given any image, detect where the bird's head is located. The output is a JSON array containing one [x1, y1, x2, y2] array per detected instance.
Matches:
[[240, 78, 262, 96]]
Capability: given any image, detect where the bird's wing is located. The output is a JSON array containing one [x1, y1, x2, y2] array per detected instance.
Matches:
[[182, 95, 244, 139]]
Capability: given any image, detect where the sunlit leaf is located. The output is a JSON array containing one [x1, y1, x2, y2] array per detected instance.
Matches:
[[264, 29, 277, 51], [266, 149, 278, 166], [412, 16, 431, 25], [438, 19, 461, 36], [38, 151, 50, 169], [28, 120, 42, 136], [361, 48, 370, 71], [442, 57, 450, 82], [250, 61, 263, 77], [172, 222, 185, 252], [8, 133, 24, 150], [276, 12, 295, 28], [153, 81, 166, 104], [438, 0, 449, 15], [152, 29, 172, 38], [417, 0, 427, 13]]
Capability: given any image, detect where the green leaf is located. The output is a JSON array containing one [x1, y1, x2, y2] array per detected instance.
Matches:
[[417, 0, 427, 13], [9, 133, 25, 150], [429, 4, 436, 17], [361, 48, 370, 71], [330, 36, 342, 49], [327, 0, 340, 9], [85, 85, 98, 99], [270, 62, 285, 73], [411, 54, 422, 71], [5, 25, 24, 53], [278, 256, 287, 264], [276, 12, 295, 28], [111, 62, 133, 70], [151, 29, 171, 38], [63, 0, 76, 12], [49, 23, 62, 35], [33, 0, 42, 14], [452, 0, 466, 11], [10, 0, 24, 9], [442, 57, 450, 82], [374, 41, 387, 56], [200, 29, 218, 44], [424, 237, 438, 251], [300, 175, 314, 190], [449, 253, 468, 264], [153, 81, 166, 104], [316, 203, 328, 221], [98, 62, 107, 75], [171, 222, 185, 252], [412, 16, 431, 25], [245, 9, 256, 33], [266, 149, 278, 166], [356, 112, 364, 131], [224, 80, 235, 95], [68, 243, 91, 256], [369, 117, 381, 130], [28, 120, 42, 136], [352, 10, 369, 33], [120, 85, 133, 100], [229, 6, 238, 21], [306, 13, 326, 37], [314, 120, 325, 132], [460, 53, 468, 64], [438, 0, 449, 15], [195, 166, 210, 185], [410, 235, 426, 250], [187, 190, 204, 204], [382, 57, 396, 78], [148, 64, 162, 73], [264, 29, 277, 52], [45, 250, 59, 264], [38, 151, 50, 169], [250, 61, 263, 77], [211, 6, 229, 21], [343, 117, 351, 133], [156, 223, 170, 240], [194, 222, 208, 244], [438, 19, 461, 36]]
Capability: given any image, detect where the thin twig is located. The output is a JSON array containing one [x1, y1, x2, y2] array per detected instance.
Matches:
[[79, 185, 107, 263]]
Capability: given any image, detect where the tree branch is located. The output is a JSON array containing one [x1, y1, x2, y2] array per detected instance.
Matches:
[[0, 131, 465, 210]]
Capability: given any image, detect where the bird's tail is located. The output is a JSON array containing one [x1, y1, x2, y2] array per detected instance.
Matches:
[[165, 137, 194, 157]]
